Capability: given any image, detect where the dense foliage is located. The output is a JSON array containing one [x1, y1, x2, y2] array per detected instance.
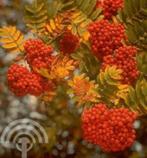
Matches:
[[0, 0, 147, 157]]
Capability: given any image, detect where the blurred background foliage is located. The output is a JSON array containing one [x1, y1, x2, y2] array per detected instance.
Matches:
[[0, 0, 147, 158]]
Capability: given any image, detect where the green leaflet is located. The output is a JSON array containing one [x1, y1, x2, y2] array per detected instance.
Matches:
[[124, 79, 147, 114], [25, 0, 48, 34], [71, 43, 100, 80], [137, 52, 147, 75], [47, 0, 63, 18], [97, 66, 122, 105], [97, 66, 122, 86], [120, 0, 147, 50], [74, 0, 102, 20]]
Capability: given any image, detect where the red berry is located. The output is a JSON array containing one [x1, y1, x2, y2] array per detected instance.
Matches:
[[59, 30, 80, 54], [88, 20, 126, 60], [82, 103, 137, 152], [24, 39, 53, 69]]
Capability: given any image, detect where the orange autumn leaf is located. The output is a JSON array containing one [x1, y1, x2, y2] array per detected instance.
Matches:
[[68, 74, 100, 105]]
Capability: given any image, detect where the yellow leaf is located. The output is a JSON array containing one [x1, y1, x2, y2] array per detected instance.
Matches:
[[81, 30, 90, 41], [0, 26, 24, 53], [50, 56, 78, 80], [50, 19, 56, 30], [45, 14, 66, 40], [35, 68, 50, 79], [68, 74, 100, 105]]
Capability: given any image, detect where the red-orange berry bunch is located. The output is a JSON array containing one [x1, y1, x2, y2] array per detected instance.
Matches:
[[82, 103, 137, 152], [7, 64, 51, 96], [102, 46, 139, 84], [88, 20, 126, 60], [97, 0, 123, 19], [7, 64, 30, 96], [24, 39, 53, 69], [59, 30, 80, 54]]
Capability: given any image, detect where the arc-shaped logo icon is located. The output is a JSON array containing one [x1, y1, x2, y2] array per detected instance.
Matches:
[[0, 118, 49, 158]]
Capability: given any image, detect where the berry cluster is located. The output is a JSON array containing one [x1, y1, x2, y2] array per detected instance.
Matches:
[[7, 64, 52, 96], [97, 0, 124, 19], [82, 103, 137, 152], [24, 39, 53, 69], [88, 20, 126, 60], [59, 30, 80, 54], [102, 46, 139, 84]]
